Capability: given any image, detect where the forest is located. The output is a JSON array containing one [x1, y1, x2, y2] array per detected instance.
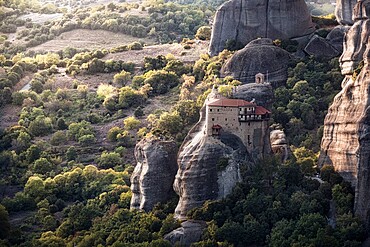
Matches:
[[0, 0, 367, 246]]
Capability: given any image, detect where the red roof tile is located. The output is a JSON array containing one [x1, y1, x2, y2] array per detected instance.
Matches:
[[255, 106, 271, 115], [212, 124, 222, 129], [208, 98, 255, 107]]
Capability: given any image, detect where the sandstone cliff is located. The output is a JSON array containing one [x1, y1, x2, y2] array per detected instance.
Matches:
[[130, 138, 178, 211], [319, 0, 370, 225], [220, 38, 291, 86], [340, 0, 370, 75], [336, 0, 357, 25], [209, 0, 315, 56]]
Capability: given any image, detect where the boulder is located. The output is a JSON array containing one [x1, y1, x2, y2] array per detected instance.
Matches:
[[130, 138, 178, 211], [164, 220, 207, 246], [304, 35, 341, 59], [326, 25, 350, 53], [209, 0, 315, 56], [232, 82, 275, 109], [270, 129, 290, 162], [220, 38, 291, 87], [335, 0, 357, 25]]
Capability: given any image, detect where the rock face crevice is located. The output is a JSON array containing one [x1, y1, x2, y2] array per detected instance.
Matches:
[[130, 138, 178, 211], [209, 0, 315, 56], [320, 0, 370, 226]]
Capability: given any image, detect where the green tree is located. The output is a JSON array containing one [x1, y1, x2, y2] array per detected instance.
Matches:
[[0, 204, 10, 239]]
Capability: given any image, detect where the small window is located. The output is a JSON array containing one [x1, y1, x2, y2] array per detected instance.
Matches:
[[225, 118, 227, 121], [217, 109, 220, 112], [210, 108, 212, 112], [212, 118, 215, 121]]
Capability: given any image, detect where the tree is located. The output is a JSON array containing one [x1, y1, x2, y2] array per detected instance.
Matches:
[[66, 146, 77, 161], [32, 157, 54, 175], [0, 204, 10, 239]]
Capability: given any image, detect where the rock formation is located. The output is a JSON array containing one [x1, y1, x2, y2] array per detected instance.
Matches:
[[209, 0, 315, 56], [340, 0, 370, 75], [326, 26, 350, 54], [319, 0, 370, 226], [232, 81, 274, 109], [270, 129, 290, 162], [220, 38, 291, 86], [304, 35, 341, 59], [130, 138, 178, 211], [335, 0, 357, 25], [173, 90, 257, 219], [164, 220, 207, 246]]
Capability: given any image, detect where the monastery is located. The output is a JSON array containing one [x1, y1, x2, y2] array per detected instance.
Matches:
[[205, 73, 271, 155]]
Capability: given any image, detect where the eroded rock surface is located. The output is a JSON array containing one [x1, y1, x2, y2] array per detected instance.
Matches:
[[335, 0, 357, 25], [340, 0, 370, 75], [220, 38, 291, 86], [130, 138, 178, 211], [232, 82, 274, 109], [304, 35, 341, 59], [270, 129, 290, 162], [173, 91, 254, 219], [209, 0, 314, 56], [164, 220, 207, 246], [320, 0, 370, 226]]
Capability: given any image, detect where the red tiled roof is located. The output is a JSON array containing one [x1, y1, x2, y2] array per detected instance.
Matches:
[[255, 106, 271, 115], [208, 98, 255, 107], [212, 124, 222, 129]]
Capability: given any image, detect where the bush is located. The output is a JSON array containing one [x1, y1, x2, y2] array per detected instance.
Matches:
[[113, 70, 131, 86], [107, 126, 122, 142], [28, 117, 53, 137], [128, 41, 143, 50], [123, 116, 141, 130], [50, 131, 67, 146], [195, 26, 211, 40], [97, 151, 121, 169], [78, 134, 96, 146]]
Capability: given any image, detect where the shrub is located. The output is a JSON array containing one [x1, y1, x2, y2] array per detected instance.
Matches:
[[107, 126, 122, 142], [28, 117, 53, 137], [78, 134, 96, 146], [50, 131, 67, 146], [124, 116, 141, 130], [195, 26, 211, 40], [128, 41, 143, 50], [97, 151, 121, 169], [113, 70, 131, 86]]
